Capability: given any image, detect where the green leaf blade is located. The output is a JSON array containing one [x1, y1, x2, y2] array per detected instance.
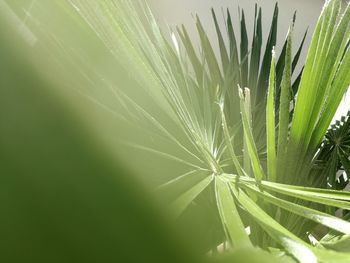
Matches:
[[170, 174, 214, 218], [266, 49, 277, 182], [215, 177, 252, 249]]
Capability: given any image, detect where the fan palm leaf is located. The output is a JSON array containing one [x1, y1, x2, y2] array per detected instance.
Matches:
[[2, 0, 350, 262]]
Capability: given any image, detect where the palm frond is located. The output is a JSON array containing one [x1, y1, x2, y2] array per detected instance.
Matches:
[[3, 0, 350, 262]]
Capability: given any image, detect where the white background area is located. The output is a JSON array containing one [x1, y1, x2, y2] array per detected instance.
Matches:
[[149, 0, 350, 122]]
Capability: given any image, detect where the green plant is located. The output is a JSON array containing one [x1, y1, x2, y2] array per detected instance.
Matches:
[[2, 0, 350, 262]]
